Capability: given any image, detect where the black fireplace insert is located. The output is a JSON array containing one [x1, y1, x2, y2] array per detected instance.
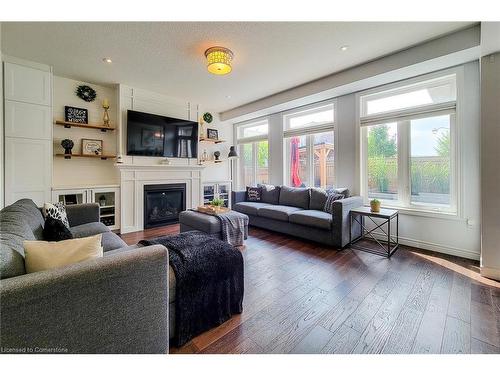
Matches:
[[144, 183, 186, 228]]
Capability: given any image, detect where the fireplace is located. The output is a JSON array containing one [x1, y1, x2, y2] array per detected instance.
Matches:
[[144, 184, 186, 228]]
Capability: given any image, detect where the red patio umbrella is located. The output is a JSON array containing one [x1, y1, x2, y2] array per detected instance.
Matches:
[[291, 137, 302, 187]]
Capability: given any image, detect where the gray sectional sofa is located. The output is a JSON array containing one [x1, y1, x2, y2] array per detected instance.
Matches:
[[232, 185, 362, 248], [0, 199, 170, 353]]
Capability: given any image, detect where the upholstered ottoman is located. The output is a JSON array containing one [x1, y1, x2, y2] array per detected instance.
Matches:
[[179, 210, 249, 242]]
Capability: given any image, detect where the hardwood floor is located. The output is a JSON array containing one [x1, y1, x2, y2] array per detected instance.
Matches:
[[120, 225, 500, 354]]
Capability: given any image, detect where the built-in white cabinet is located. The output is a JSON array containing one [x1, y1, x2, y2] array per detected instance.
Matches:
[[52, 186, 120, 230], [202, 181, 232, 208], [3, 59, 52, 206]]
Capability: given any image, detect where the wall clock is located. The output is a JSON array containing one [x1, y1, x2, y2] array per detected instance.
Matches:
[[75, 85, 97, 102], [203, 112, 213, 123]]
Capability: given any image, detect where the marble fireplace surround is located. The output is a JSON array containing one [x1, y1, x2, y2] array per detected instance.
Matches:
[[116, 163, 204, 234]]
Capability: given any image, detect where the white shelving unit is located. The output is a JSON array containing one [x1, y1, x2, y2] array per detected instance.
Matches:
[[52, 185, 120, 230], [202, 181, 232, 208]]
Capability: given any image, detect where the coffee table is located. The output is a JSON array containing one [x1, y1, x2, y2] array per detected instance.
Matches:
[[349, 206, 399, 258]]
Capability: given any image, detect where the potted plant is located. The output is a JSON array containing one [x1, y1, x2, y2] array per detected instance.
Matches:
[[370, 198, 381, 213], [210, 198, 225, 208]]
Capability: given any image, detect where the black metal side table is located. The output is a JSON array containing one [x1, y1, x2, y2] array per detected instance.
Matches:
[[349, 206, 399, 258]]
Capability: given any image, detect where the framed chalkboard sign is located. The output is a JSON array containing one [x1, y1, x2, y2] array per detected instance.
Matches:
[[65, 106, 88, 124]]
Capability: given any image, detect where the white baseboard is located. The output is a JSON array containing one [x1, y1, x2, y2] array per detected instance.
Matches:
[[480, 266, 500, 281], [370, 232, 480, 260]]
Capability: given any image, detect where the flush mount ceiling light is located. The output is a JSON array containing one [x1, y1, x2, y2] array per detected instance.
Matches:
[[205, 46, 233, 75], [102, 57, 113, 63]]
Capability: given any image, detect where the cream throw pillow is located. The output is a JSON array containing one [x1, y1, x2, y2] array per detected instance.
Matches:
[[24, 234, 103, 273]]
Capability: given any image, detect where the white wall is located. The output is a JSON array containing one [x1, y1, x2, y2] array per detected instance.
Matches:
[[480, 52, 500, 280], [52, 76, 119, 188]]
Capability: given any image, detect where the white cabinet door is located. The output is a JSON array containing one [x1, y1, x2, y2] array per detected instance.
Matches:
[[5, 138, 51, 206], [4, 100, 51, 140], [4, 62, 51, 106]]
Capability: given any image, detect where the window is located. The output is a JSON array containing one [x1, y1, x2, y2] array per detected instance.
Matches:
[[235, 119, 269, 189], [360, 73, 457, 213], [284, 103, 335, 189]]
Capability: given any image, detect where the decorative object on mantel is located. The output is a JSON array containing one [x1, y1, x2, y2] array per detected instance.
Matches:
[[61, 139, 74, 159], [203, 112, 213, 124], [75, 85, 97, 102], [159, 158, 171, 165], [82, 139, 103, 156], [102, 98, 110, 127], [207, 128, 218, 140], [213, 151, 221, 162], [201, 149, 209, 163], [205, 46, 234, 75], [64, 106, 88, 124]]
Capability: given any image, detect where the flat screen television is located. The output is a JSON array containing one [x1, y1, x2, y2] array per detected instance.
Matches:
[[126, 110, 198, 158]]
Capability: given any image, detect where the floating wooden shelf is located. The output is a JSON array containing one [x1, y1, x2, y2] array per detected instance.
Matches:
[[55, 120, 116, 132], [56, 153, 116, 160], [199, 138, 225, 144], [198, 159, 225, 165]]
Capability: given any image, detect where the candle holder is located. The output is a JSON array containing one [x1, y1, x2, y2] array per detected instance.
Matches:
[[102, 103, 110, 127]]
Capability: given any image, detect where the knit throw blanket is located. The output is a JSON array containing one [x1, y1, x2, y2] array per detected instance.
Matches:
[[139, 230, 244, 347], [216, 211, 249, 246]]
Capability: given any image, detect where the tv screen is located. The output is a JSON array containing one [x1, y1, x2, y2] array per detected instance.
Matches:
[[126, 110, 198, 158]]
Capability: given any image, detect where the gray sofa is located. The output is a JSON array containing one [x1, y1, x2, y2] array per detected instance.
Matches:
[[0, 199, 170, 354], [232, 186, 362, 248]]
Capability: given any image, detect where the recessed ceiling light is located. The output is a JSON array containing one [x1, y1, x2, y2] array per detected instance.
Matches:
[[226, 95, 232, 99], [340, 45, 349, 51], [102, 57, 113, 63]]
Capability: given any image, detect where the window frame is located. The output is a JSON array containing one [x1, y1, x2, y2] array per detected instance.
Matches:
[[282, 100, 337, 189], [358, 67, 463, 217], [234, 117, 270, 189]]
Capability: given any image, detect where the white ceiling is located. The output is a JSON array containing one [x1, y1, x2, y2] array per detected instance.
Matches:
[[1, 22, 474, 113]]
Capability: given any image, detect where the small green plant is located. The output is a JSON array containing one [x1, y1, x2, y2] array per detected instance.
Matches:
[[370, 198, 380, 204], [210, 198, 225, 207]]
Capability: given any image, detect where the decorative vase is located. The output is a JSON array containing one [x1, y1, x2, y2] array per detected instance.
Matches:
[[61, 139, 74, 159], [370, 200, 381, 213], [102, 99, 110, 127]]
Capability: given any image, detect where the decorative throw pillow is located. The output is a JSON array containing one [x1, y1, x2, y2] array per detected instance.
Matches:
[[323, 192, 345, 214], [43, 202, 70, 229], [246, 186, 262, 202], [24, 234, 103, 273], [258, 184, 281, 204], [43, 217, 73, 242]]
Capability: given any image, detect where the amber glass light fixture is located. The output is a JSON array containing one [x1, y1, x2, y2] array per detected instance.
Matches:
[[205, 46, 233, 75]]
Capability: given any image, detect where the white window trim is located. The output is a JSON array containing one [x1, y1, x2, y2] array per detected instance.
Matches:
[[282, 99, 337, 188], [234, 117, 270, 189], [358, 66, 464, 219]]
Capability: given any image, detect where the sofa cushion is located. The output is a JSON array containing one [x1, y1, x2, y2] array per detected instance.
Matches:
[[246, 186, 262, 201], [101, 232, 127, 252], [70, 222, 110, 238], [233, 201, 272, 216], [257, 205, 303, 221], [310, 188, 328, 211], [258, 184, 281, 205], [289, 210, 333, 230], [279, 186, 310, 209], [1, 199, 45, 240]]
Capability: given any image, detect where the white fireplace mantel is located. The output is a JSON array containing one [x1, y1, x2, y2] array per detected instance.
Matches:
[[117, 163, 204, 234]]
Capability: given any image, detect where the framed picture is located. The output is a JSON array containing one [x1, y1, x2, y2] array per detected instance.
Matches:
[[65, 106, 88, 124], [82, 139, 103, 156], [207, 128, 218, 140]]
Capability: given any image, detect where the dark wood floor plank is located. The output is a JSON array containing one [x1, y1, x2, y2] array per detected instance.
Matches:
[[343, 292, 386, 333], [412, 271, 453, 354], [447, 272, 472, 323], [471, 338, 500, 354], [289, 323, 334, 354], [471, 300, 500, 348], [321, 324, 362, 354], [441, 316, 471, 354], [352, 281, 415, 354], [381, 306, 423, 354]]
